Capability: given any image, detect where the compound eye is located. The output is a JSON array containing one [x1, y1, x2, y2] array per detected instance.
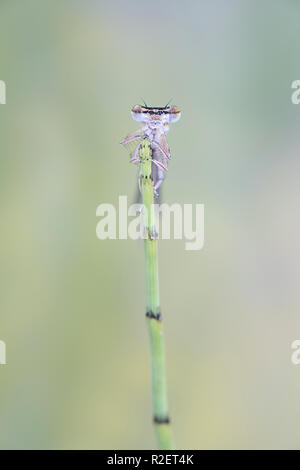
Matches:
[[131, 104, 143, 122], [168, 106, 181, 123]]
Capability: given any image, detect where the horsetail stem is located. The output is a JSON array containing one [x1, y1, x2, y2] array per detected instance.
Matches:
[[138, 139, 174, 450]]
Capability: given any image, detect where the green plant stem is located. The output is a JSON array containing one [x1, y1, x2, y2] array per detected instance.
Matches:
[[139, 140, 174, 450]]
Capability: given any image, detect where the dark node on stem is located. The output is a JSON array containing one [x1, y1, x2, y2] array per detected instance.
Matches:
[[153, 415, 170, 424], [146, 311, 162, 321], [142, 175, 153, 182], [147, 229, 158, 240]]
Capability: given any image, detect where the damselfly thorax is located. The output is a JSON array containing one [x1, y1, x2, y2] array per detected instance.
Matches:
[[120, 104, 181, 197]]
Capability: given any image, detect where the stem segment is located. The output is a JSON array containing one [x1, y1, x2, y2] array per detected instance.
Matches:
[[139, 140, 174, 450]]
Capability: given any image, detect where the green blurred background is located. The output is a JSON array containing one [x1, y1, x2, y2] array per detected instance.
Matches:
[[1, 0, 300, 449]]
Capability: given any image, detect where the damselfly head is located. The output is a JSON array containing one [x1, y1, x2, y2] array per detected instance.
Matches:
[[131, 104, 181, 124]]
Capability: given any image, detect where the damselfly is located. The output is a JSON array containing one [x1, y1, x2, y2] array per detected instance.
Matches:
[[120, 104, 181, 197]]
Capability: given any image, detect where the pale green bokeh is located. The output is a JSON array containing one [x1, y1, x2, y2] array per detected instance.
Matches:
[[1, 0, 300, 449]]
